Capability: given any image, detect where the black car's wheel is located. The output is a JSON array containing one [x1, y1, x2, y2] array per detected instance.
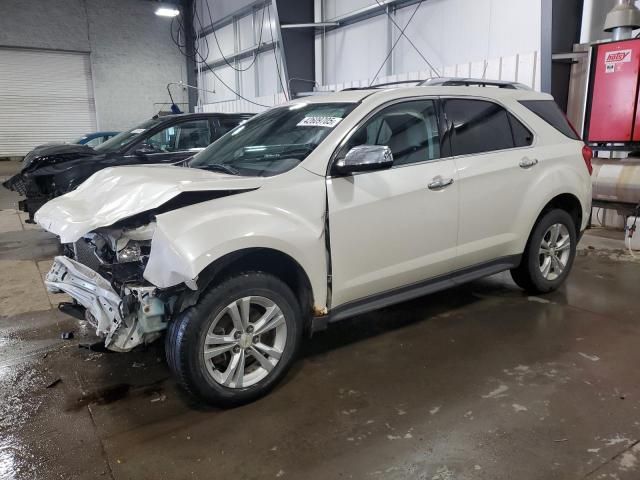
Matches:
[[511, 209, 577, 294], [165, 271, 302, 407]]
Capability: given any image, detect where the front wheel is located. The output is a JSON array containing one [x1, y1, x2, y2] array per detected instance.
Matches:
[[165, 272, 302, 407], [510, 209, 577, 294]]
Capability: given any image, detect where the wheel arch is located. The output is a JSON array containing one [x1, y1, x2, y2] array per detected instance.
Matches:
[[176, 247, 316, 329], [534, 192, 583, 237]]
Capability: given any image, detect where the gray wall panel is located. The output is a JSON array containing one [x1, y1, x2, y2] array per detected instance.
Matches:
[[0, 0, 187, 131]]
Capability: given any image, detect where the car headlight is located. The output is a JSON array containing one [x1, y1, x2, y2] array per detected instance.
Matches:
[[117, 241, 143, 263]]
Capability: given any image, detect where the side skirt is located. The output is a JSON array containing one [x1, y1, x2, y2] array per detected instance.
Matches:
[[310, 255, 521, 333]]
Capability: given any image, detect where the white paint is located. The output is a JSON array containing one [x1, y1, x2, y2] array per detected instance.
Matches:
[[528, 296, 550, 304], [579, 352, 601, 362], [512, 403, 528, 413], [430, 406, 441, 415], [603, 435, 632, 447], [431, 465, 455, 480], [482, 384, 509, 399], [587, 448, 600, 453], [619, 451, 638, 471]]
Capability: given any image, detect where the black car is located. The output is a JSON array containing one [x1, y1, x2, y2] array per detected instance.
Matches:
[[3, 112, 253, 220]]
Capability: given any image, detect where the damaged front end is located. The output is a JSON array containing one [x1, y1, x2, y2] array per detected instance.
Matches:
[[3, 144, 99, 220], [46, 221, 174, 352]]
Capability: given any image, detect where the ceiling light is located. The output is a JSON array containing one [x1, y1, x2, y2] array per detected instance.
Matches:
[[155, 7, 180, 17]]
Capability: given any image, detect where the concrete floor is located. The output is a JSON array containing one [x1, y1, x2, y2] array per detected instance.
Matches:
[[2, 161, 640, 480]]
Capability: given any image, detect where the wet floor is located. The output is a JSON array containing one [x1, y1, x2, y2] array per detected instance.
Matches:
[[2, 162, 640, 479]]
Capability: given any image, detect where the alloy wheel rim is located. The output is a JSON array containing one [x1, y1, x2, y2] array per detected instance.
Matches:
[[203, 296, 287, 388], [538, 223, 571, 281]]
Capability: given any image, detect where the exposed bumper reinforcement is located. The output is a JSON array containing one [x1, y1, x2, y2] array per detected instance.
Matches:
[[46, 256, 168, 352], [45, 256, 123, 337]]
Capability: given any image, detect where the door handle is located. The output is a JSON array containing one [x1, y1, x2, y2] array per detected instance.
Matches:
[[519, 157, 539, 169], [428, 176, 454, 190]]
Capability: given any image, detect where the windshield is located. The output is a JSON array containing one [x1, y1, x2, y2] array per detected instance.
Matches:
[[94, 118, 161, 153], [188, 103, 357, 177]]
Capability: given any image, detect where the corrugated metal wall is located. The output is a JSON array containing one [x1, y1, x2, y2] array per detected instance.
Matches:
[[0, 47, 97, 157]]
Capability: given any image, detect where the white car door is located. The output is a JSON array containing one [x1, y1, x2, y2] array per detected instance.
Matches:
[[441, 97, 537, 268], [327, 99, 459, 308]]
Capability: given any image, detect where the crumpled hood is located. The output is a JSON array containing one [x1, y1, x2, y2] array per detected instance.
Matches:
[[21, 143, 98, 172], [35, 164, 266, 243]]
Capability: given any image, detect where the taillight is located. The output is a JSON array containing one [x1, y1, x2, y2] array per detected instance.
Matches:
[[582, 145, 593, 175]]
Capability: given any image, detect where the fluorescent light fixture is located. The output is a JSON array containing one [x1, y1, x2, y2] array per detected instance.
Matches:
[[155, 6, 180, 17]]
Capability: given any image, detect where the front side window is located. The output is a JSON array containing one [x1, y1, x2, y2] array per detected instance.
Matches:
[[189, 103, 357, 177], [339, 100, 441, 166], [145, 120, 212, 153]]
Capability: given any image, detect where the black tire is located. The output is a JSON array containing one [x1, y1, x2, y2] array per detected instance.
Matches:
[[165, 271, 302, 407], [510, 209, 577, 294]]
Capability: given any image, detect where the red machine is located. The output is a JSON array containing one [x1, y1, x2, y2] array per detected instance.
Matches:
[[585, 38, 640, 145]]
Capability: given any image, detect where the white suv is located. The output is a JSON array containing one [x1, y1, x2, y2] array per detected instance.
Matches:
[[36, 83, 593, 406]]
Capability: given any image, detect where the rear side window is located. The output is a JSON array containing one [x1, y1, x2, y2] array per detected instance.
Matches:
[[443, 99, 514, 156], [519, 100, 580, 140]]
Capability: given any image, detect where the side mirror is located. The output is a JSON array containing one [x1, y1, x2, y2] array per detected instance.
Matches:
[[133, 144, 160, 156], [332, 145, 394, 176]]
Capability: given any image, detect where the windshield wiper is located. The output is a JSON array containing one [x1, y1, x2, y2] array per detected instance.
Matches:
[[196, 163, 240, 175]]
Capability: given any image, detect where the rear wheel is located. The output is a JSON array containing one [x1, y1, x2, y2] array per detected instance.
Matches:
[[165, 272, 302, 407], [510, 209, 577, 294]]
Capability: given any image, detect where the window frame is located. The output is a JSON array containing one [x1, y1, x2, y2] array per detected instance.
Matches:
[[327, 96, 450, 177], [125, 116, 215, 155], [440, 96, 537, 159]]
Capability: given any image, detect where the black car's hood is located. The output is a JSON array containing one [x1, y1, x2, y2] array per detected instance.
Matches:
[[21, 143, 100, 173]]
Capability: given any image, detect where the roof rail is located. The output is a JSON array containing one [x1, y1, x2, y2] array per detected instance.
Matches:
[[419, 77, 531, 90], [340, 79, 426, 92]]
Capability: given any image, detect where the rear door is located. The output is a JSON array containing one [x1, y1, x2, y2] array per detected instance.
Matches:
[[327, 98, 459, 307], [443, 97, 536, 268]]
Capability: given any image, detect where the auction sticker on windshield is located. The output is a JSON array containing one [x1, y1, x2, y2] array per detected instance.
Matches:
[[297, 116, 343, 128]]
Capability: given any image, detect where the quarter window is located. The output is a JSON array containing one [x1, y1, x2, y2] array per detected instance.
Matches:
[[443, 99, 528, 156], [340, 100, 441, 166], [508, 113, 534, 147]]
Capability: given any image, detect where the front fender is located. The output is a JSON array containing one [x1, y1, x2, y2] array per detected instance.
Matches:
[[143, 172, 328, 308]]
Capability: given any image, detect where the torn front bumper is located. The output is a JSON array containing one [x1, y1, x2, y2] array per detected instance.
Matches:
[[45, 256, 123, 337], [46, 256, 168, 352]]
